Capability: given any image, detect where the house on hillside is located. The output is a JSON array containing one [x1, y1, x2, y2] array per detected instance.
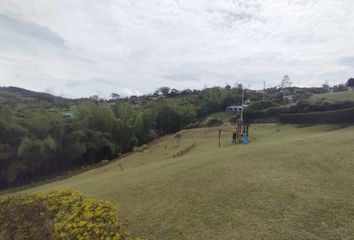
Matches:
[[226, 105, 246, 112], [62, 111, 75, 119], [284, 95, 294, 101], [346, 78, 354, 91]]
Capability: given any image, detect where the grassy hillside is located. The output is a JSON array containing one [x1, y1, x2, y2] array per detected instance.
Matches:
[[309, 90, 354, 103], [5, 124, 354, 240]]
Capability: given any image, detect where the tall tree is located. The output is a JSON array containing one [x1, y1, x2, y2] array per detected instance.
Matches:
[[279, 75, 292, 98], [110, 93, 120, 100], [159, 87, 171, 96]]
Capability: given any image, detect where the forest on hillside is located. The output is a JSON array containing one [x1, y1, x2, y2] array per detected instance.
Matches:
[[0, 84, 350, 189]]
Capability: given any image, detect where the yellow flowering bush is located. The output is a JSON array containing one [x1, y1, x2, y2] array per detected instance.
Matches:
[[0, 190, 143, 240]]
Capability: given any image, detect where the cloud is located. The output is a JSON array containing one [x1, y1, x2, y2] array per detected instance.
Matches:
[[0, 13, 65, 46], [0, 0, 354, 97]]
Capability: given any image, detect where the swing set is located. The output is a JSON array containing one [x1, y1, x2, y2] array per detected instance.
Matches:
[[218, 123, 251, 147]]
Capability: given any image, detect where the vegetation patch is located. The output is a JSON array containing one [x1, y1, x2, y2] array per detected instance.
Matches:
[[309, 91, 354, 103], [0, 190, 143, 240]]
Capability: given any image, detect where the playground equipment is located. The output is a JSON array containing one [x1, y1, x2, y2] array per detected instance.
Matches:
[[218, 123, 250, 147], [236, 123, 249, 144]]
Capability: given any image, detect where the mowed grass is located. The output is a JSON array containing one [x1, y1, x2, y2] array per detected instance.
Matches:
[[309, 90, 354, 103], [8, 124, 354, 240]]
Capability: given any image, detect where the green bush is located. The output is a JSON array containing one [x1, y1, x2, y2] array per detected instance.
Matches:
[[280, 108, 354, 124], [0, 190, 143, 240]]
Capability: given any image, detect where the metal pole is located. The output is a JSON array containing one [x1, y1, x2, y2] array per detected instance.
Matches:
[[263, 81, 265, 101], [219, 130, 221, 148], [241, 88, 244, 122]]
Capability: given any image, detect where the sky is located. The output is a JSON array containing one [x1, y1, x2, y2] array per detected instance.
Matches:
[[0, 0, 353, 98]]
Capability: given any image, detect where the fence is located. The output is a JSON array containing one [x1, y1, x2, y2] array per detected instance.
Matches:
[[173, 143, 197, 158]]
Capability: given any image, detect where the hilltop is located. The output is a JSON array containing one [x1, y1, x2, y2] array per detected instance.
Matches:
[[0, 86, 72, 108]]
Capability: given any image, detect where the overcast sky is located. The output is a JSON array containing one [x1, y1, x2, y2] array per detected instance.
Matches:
[[0, 0, 353, 98]]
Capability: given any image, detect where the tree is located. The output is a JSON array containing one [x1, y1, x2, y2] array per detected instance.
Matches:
[[322, 81, 330, 92], [110, 93, 120, 100], [181, 89, 193, 96], [169, 89, 180, 97], [159, 87, 171, 96], [280, 75, 292, 89], [279, 75, 292, 99], [153, 89, 160, 96], [333, 84, 346, 92], [346, 78, 354, 88], [89, 95, 99, 102], [237, 84, 243, 94]]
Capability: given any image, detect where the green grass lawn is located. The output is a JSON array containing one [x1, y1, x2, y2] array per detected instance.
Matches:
[[5, 124, 354, 240], [309, 90, 354, 103]]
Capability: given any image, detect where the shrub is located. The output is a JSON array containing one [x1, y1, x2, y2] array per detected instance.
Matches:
[[244, 106, 288, 123], [205, 117, 223, 127], [0, 190, 143, 240]]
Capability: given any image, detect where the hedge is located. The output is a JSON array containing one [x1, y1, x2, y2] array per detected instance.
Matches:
[[244, 106, 289, 123], [279, 108, 354, 124]]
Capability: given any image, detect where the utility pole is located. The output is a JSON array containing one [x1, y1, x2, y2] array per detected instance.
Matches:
[[241, 87, 245, 122], [263, 81, 266, 101]]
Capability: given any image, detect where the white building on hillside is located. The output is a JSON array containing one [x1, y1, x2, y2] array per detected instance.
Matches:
[[226, 105, 245, 112]]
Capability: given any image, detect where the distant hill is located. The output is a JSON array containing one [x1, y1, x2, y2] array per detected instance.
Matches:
[[0, 86, 74, 108]]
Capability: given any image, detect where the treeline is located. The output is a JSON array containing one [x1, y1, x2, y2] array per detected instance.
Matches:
[[0, 102, 193, 188], [0, 86, 262, 188]]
